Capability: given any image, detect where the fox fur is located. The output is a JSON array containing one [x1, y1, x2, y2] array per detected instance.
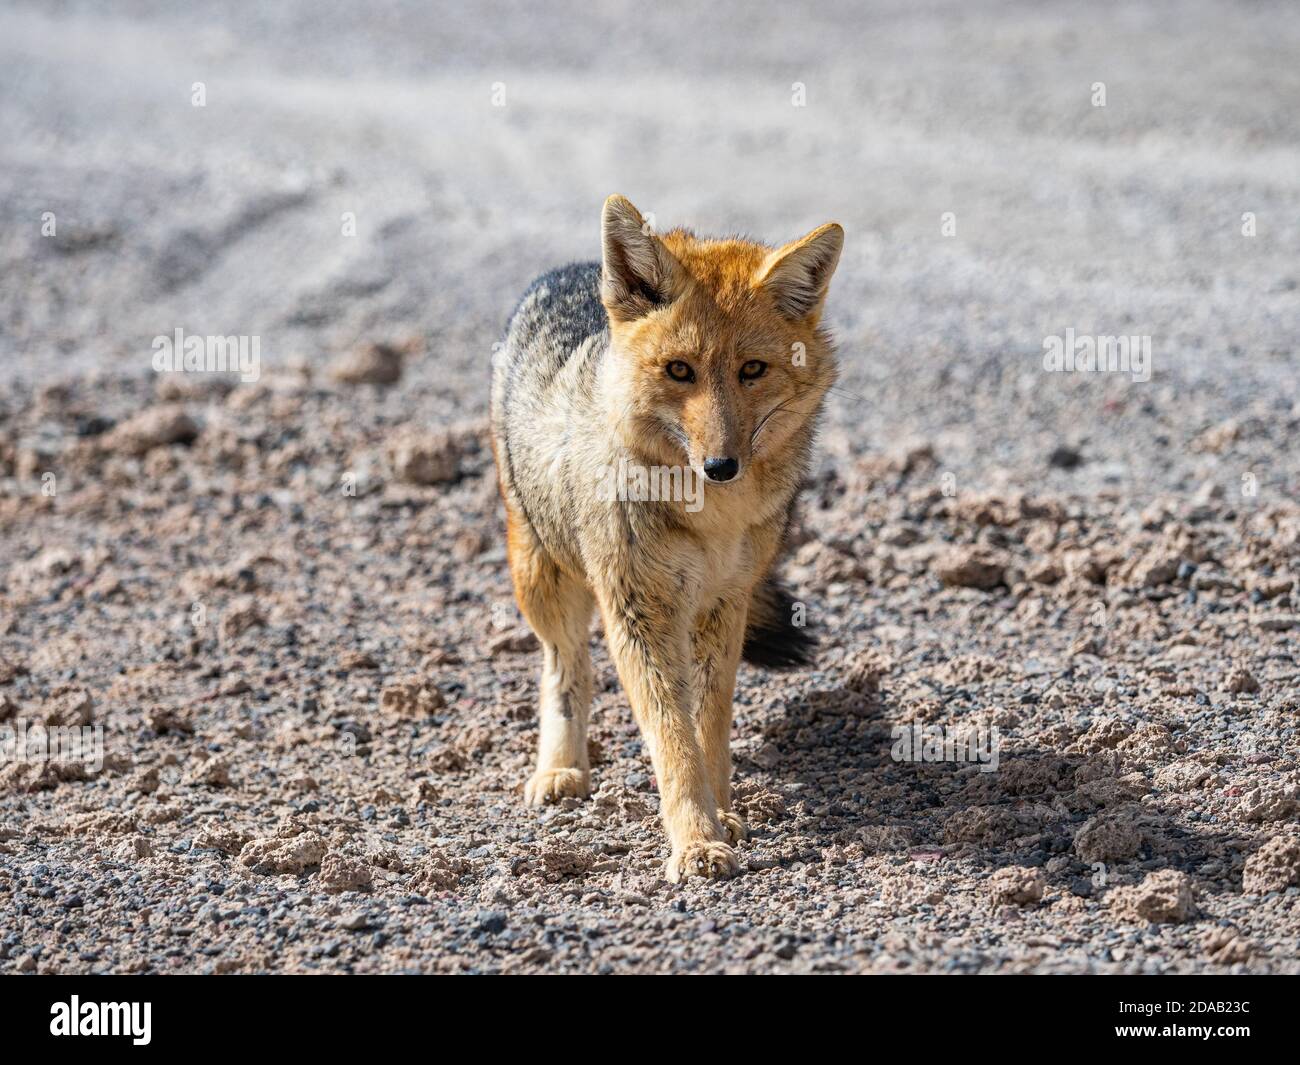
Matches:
[[490, 195, 843, 880]]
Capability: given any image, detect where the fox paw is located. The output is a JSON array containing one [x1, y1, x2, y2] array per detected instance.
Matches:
[[664, 841, 738, 883], [524, 767, 589, 805], [718, 810, 747, 844]]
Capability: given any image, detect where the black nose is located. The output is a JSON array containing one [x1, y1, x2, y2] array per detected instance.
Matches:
[[703, 457, 739, 482]]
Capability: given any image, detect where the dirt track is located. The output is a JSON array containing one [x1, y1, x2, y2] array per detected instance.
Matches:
[[1, 0, 1298, 973]]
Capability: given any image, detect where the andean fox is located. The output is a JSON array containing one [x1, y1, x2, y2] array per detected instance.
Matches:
[[491, 196, 843, 880]]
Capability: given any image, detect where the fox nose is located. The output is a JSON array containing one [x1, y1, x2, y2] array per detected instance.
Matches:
[[703, 457, 739, 482]]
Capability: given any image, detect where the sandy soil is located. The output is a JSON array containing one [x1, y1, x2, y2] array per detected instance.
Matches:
[[1, 0, 1298, 973]]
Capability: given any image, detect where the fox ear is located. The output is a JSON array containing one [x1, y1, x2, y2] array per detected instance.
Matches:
[[759, 222, 844, 321], [600, 195, 676, 322]]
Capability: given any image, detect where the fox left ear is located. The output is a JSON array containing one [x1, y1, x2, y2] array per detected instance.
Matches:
[[600, 195, 678, 323], [759, 222, 844, 321]]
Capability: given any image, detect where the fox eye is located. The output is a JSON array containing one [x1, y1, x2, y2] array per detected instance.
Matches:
[[739, 360, 767, 381], [666, 360, 695, 383]]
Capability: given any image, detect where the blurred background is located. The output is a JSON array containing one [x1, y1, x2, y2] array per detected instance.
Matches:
[[1, 0, 1297, 492]]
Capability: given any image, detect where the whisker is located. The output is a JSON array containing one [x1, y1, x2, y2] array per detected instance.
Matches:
[[751, 399, 816, 449], [750, 398, 795, 444], [824, 383, 871, 405]]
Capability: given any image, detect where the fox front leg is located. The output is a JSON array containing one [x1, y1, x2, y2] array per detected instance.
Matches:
[[597, 584, 738, 881], [691, 594, 749, 846], [504, 505, 595, 804]]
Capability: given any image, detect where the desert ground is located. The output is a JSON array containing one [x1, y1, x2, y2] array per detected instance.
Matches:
[[1, 0, 1298, 973]]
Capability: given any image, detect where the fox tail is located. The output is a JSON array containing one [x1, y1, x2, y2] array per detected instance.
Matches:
[[742, 577, 816, 670]]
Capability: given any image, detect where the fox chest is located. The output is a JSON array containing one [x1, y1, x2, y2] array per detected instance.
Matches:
[[694, 536, 754, 602]]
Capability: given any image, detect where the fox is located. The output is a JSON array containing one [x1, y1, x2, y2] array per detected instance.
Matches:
[[490, 195, 843, 881]]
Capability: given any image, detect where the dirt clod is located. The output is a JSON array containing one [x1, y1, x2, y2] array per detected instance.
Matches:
[[1107, 869, 1195, 924], [988, 866, 1045, 906], [1242, 835, 1300, 894], [379, 678, 446, 718], [240, 831, 328, 875], [104, 405, 199, 456], [319, 853, 374, 893], [1074, 811, 1143, 863], [329, 341, 409, 386], [934, 547, 1006, 590]]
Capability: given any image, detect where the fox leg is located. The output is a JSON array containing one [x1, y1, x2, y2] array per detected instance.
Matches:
[[505, 507, 595, 804], [596, 584, 737, 882], [691, 595, 749, 845]]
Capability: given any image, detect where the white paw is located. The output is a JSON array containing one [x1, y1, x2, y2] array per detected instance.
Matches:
[[718, 810, 747, 844], [664, 840, 738, 882], [523, 767, 589, 805]]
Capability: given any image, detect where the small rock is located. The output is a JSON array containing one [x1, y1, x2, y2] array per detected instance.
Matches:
[[1074, 811, 1142, 863], [841, 648, 890, 696], [934, 547, 1005, 590], [40, 686, 94, 726], [379, 678, 447, 719], [105, 404, 199, 456], [429, 745, 467, 773], [1107, 869, 1194, 924], [408, 852, 469, 893], [185, 756, 234, 789], [146, 707, 193, 734], [338, 649, 379, 672], [329, 340, 411, 386], [1223, 667, 1260, 695], [488, 629, 540, 655], [116, 836, 154, 860], [387, 428, 463, 485], [339, 910, 374, 931], [319, 853, 374, 894], [240, 831, 327, 875], [1202, 927, 1254, 964], [538, 846, 596, 882], [129, 767, 161, 794], [1237, 787, 1297, 823], [1242, 835, 1300, 894], [219, 599, 266, 644], [732, 781, 786, 824], [411, 779, 441, 805], [194, 822, 252, 856], [1047, 445, 1083, 470], [878, 523, 921, 547], [988, 866, 1045, 906]]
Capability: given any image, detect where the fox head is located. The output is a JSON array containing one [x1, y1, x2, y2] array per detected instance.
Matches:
[[597, 195, 842, 486]]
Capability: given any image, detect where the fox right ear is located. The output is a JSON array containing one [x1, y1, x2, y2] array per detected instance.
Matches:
[[600, 195, 675, 322], [759, 222, 844, 322]]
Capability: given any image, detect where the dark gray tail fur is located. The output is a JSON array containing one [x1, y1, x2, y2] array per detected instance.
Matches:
[[742, 579, 816, 670]]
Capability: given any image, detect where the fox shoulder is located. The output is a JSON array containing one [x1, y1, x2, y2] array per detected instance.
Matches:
[[494, 262, 607, 433], [501, 262, 605, 368]]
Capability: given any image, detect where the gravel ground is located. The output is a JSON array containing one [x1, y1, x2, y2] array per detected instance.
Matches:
[[1, 0, 1298, 974]]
